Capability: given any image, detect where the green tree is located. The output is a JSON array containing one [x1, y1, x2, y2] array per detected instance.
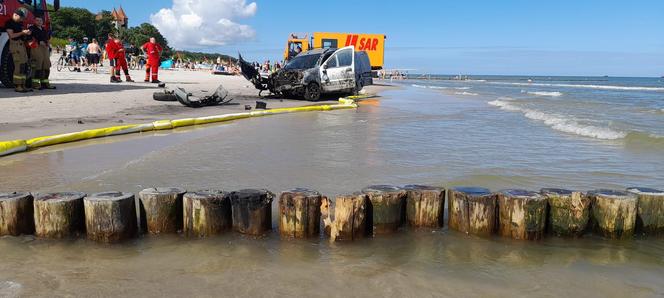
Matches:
[[50, 7, 96, 39], [123, 23, 172, 61], [94, 10, 116, 42]]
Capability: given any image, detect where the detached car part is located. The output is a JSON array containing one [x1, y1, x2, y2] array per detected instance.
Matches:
[[152, 84, 232, 108]]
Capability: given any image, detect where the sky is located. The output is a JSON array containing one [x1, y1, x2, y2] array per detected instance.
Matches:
[[64, 0, 664, 76]]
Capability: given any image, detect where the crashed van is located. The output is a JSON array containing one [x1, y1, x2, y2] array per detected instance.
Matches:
[[239, 46, 372, 101]]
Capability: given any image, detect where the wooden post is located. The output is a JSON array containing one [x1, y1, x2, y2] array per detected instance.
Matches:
[[33, 192, 86, 238], [627, 187, 664, 235], [447, 187, 497, 236], [329, 193, 368, 241], [138, 187, 186, 235], [0, 192, 34, 236], [183, 190, 232, 237], [403, 185, 445, 228], [278, 188, 324, 239], [229, 189, 274, 236], [362, 185, 407, 235], [540, 188, 591, 237], [589, 189, 638, 239], [84, 191, 137, 243], [497, 189, 548, 240]]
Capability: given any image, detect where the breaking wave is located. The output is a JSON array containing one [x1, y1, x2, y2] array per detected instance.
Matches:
[[526, 91, 563, 97], [455, 91, 478, 96], [411, 84, 428, 88], [490, 82, 664, 92], [487, 100, 627, 140], [428, 86, 448, 89]]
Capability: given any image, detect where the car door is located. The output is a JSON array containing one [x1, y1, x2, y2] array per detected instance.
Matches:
[[320, 46, 355, 92]]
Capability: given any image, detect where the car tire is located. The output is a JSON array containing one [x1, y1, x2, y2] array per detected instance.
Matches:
[[153, 92, 178, 101], [304, 82, 321, 101]]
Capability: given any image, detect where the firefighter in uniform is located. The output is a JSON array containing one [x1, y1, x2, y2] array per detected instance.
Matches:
[[141, 37, 163, 83], [5, 8, 32, 93], [29, 15, 55, 90]]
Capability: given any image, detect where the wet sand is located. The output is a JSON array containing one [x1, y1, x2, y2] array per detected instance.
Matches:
[[0, 66, 393, 140]]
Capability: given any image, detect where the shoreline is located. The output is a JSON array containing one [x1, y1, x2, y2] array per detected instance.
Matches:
[[0, 68, 396, 141]]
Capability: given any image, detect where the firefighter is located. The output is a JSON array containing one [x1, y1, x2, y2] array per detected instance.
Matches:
[[29, 15, 56, 90], [113, 36, 134, 82], [5, 8, 32, 93], [141, 37, 163, 83], [105, 33, 121, 83]]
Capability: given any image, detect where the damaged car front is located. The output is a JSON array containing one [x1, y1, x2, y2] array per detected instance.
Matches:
[[268, 49, 332, 101]]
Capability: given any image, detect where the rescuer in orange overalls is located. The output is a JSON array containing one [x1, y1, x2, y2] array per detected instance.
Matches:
[[113, 36, 134, 82], [141, 37, 163, 83], [105, 33, 121, 83]]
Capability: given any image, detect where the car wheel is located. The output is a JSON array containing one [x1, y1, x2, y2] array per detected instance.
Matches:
[[304, 83, 321, 101]]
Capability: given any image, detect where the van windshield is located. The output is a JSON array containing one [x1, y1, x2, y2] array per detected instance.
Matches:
[[284, 54, 321, 70]]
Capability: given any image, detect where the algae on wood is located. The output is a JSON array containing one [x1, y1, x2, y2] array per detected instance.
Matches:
[[627, 187, 664, 235], [183, 190, 232, 237], [497, 189, 547, 240], [229, 189, 274, 236], [33, 192, 86, 238], [541, 188, 591, 237], [139, 187, 186, 235], [447, 187, 497, 236], [0, 192, 34, 236], [589, 189, 638, 239], [278, 188, 324, 239], [403, 185, 445, 228], [84, 191, 137, 243], [362, 185, 407, 235], [329, 193, 368, 241]]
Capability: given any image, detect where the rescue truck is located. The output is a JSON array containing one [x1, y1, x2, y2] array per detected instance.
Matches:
[[284, 32, 386, 70], [0, 0, 59, 87]]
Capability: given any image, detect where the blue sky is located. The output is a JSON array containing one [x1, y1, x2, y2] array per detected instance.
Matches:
[[65, 0, 664, 76]]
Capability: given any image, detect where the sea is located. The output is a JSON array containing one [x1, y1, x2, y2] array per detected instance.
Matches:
[[1, 75, 663, 296]]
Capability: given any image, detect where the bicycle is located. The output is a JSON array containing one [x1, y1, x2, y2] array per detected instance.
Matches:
[[56, 51, 77, 72]]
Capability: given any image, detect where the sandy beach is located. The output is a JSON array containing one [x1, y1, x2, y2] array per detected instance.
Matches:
[[0, 65, 393, 141]]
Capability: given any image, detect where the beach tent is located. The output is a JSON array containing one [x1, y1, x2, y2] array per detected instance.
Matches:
[[160, 59, 174, 69]]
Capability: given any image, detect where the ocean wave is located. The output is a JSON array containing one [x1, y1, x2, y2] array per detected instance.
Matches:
[[455, 91, 478, 96], [428, 86, 448, 89], [490, 82, 664, 92], [526, 91, 563, 97], [455, 87, 471, 90], [411, 84, 428, 88], [487, 100, 626, 140]]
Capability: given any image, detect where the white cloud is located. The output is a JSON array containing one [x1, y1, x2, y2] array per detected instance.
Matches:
[[150, 0, 257, 49]]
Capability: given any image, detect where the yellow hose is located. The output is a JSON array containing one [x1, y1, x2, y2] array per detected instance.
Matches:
[[0, 98, 358, 157]]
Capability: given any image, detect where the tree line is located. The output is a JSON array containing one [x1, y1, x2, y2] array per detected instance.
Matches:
[[49, 6, 236, 63]]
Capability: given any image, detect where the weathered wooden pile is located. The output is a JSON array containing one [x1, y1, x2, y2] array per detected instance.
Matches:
[[0, 185, 662, 243]]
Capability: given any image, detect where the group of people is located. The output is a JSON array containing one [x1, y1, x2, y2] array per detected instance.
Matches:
[[5, 8, 55, 92], [105, 35, 162, 83]]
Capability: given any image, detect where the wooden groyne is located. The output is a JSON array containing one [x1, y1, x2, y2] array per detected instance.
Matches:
[[1, 185, 663, 243]]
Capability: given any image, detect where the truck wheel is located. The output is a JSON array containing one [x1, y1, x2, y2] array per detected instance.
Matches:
[[0, 44, 14, 88], [304, 83, 321, 101]]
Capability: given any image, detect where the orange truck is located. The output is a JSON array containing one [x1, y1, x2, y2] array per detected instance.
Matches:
[[284, 32, 386, 70]]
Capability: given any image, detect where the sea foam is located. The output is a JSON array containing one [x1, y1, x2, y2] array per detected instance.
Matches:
[[490, 82, 664, 92], [527, 91, 563, 97], [487, 100, 627, 140], [455, 91, 479, 96]]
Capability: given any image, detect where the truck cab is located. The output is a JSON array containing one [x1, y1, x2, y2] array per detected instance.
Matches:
[[0, 0, 59, 87]]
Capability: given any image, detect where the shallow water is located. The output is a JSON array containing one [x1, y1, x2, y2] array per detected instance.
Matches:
[[1, 79, 664, 296]]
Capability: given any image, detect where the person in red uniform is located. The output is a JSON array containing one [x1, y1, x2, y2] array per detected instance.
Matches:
[[105, 33, 121, 83], [113, 36, 134, 82], [141, 37, 163, 83]]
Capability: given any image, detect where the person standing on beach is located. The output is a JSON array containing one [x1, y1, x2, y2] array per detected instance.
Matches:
[[5, 8, 32, 92], [113, 36, 134, 82], [28, 15, 55, 90], [105, 33, 121, 83], [142, 37, 163, 83], [87, 39, 101, 74]]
